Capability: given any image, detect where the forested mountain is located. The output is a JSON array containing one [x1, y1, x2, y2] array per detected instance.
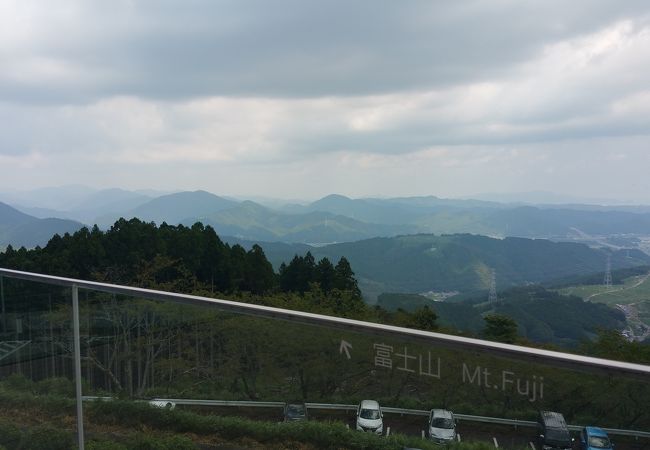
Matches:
[[284, 194, 650, 240], [240, 234, 650, 300], [0, 202, 83, 249], [70, 188, 153, 223], [194, 200, 415, 243], [378, 286, 627, 348], [113, 190, 239, 226], [282, 194, 427, 224]]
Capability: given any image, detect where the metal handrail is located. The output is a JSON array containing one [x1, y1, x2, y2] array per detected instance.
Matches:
[[2, 267, 650, 379]]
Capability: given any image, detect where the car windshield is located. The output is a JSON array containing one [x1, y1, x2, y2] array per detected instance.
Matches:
[[287, 404, 305, 415], [547, 428, 571, 442], [588, 436, 611, 448], [432, 417, 454, 429], [360, 408, 380, 420]]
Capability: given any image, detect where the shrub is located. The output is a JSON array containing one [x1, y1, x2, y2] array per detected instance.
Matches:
[[34, 377, 75, 397], [86, 441, 128, 450], [23, 425, 75, 450], [126, 434, 197, 450], [0, 419, 22, 449], [1, 374, 33, 393]]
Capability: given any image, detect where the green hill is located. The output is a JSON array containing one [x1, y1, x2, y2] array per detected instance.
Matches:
[[196, 201, 416, 243], [253, 234, 650, 300], [378, 287, 626, 347], [123, 190, 238, 225], [286, 195, 650, 240]]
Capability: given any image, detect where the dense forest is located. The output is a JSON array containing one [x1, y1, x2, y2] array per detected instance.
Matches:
[[378, 286, 628, 347], [0, 218, 436, 328], [0, 218, 359, 298], [249, 233, 650, 300]]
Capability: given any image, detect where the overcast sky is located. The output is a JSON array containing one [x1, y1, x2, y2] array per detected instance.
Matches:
[[1, 0, 650, 202]]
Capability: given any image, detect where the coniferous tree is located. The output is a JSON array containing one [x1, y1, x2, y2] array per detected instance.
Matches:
[[482, 314, 518, 344], [244, 244, 276, 294], [334, 257, 361, 298], [316, 257, 336, 293]]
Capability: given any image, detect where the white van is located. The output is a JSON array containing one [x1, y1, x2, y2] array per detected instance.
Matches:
[[428, 409, 456, 444], [356, 399, 383, 435]]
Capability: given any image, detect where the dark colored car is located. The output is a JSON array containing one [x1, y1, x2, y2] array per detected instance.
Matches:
[[537, 411, 574, 450], [580, 427, 614, 450], [284, 402, 308, 422]]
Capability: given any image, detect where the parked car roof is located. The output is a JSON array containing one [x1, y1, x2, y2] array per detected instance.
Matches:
[[540, 410, 568, 429], [360, 400, 380, 409], [431, 409, 453, 419], [585, 427, 608, 437]]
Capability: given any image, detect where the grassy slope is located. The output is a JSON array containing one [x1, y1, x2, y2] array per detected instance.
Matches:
[[558, 271, 650, 327], [0, 388, 498, 450]]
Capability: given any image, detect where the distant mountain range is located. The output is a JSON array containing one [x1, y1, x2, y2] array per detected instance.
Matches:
[[0, 202, 83, 249], [3, 187, 650, 249], [103, 191, 650, 245], [10, 188, 156, 225]]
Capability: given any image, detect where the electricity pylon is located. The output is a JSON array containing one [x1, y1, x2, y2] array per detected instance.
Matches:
[[604, 255, 612, 288]]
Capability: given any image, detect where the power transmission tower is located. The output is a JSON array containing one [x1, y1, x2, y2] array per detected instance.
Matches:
[[604, 255, 612, 288], [488, 269, 498, 304]]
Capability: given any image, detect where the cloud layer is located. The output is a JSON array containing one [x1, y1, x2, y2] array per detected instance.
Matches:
[[1, 1, 650, 201]]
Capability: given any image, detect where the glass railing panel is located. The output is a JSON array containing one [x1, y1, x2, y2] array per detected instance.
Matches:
[[1, 269, 646, 449], [0, 276, 78, 448], [77, 288, 649, 449]]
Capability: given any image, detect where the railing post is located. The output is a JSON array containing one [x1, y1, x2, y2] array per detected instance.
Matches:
[[72, 285, 85, 450]]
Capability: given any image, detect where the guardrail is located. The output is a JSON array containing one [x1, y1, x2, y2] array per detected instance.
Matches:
[[137, 397, 650, 440]]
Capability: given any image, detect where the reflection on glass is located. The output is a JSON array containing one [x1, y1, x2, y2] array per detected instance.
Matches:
[[0, 277, 77, 448], [70, 289, 650, 433], [431, 417, 454, 429], [0, 275, 648, 449]]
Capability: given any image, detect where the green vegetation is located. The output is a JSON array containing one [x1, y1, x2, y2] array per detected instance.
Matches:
[[198, 199, 412, 243], [0, 409, 75, 450], [549, 265, 650, 288], [270, 234, 650, 300], [556, 269, 650, 343], [0, 218, 359, 298], [482, 314, 519, 344], [582, 330, 650, 364], [379, 286, 626, 347], [0, 384, 501, 450], [279, 251, 361, 298], [558, 270, 650, 326]]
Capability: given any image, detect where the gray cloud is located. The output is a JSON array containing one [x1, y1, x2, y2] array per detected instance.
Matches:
[[1, 1, 650, 201], [2, 0, 649, 104]]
